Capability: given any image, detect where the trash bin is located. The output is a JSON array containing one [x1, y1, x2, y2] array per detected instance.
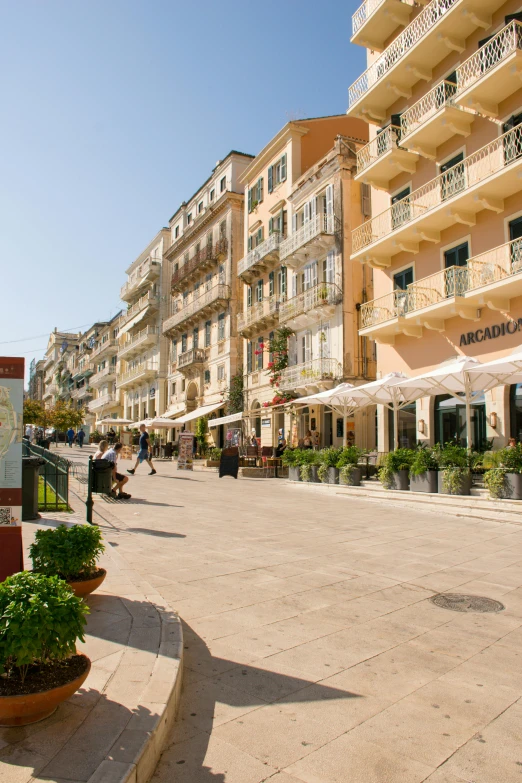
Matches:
[[92, 459, 113, 494], [22, 457, 45, 521]]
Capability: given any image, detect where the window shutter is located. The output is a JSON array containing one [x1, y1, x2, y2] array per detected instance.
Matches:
[[303, 202, 310, 223], [257, 227, 263, 245], [326, 184, 334, 228], [247, 285, 252, 308], [325, 250, 335, 283], [248, 236, 253, 251], [310, 197, 317, 222], [292, 213, 297, 233], [292, 272, 298, 298], [258, 177, 263, 203], [281, 153, 287, 181], [248, 188, 252, 213], [268, 166, 273, 193], [269, 271, 274, 296], [268, 217, 274, 235]]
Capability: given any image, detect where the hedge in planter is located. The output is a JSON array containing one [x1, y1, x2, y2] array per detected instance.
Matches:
[[378, 448, 414, 490], [337, 446, 363, 486], [30, 524, 106, 597], [299, 449, 320, 482], [0, 571, 90, 726], [281, 448, 303, 481], [436, 443, 475, 496], [483, 444, 522, 499], [317, 447, 342, 484], [409, 447, 438, 493]]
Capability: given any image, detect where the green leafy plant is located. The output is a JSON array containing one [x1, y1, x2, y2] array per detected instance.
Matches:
[[299, 449, 319, 481], [336, 446, 363, 469], [30, 524, 105, 582], [441, 466, 470, 494], [51, 400, 84, 432], [194, 416, 208, 456], [492, 443, 522, 472], [89, 429, 103, 444], [208, 447, 222, 461], [225, 373, 244, 414], [317, 447, 342, 483], [378, 448, 415, 489], [281, 448, 301, 467], [483, 468, 507, 499], [339, 464, 358, 485], [436, 443, 468, 468], [409, 446, 439, 477], [0, 571, 88, 683]]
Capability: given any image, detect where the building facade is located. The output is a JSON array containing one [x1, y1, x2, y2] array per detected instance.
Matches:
[[237, 117, 375, 448], [87, 313, 122, 429], [42, 330, 81, 409], [117, 230, 170, 423], [28, 359, 46, 402], [349, 0, 522, 450], [162, 152, 253, 442]]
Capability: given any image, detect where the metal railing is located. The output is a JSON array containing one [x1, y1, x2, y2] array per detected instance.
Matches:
[[116, 361, 158, 386], [91, 338, 118, 359], [401, 80, 458, 138], [118, 326, 159, 358], [360, 239, 522, 327], [163, 284, 230, 333], [348, 0, 458, 108], [178, 348, 207, 369], [88, 392, 117, 411], [238, 233, 283, 276], [279, 358, 343, 391], [352, 0, 415, 36], [279, 282, 342, 323], [237, 297, 280, 332], [353, 124, 522, 253], [455, 20, 522, 96], [23, 441, 70, 512], [280, 214, 339, 262], [120, 257, 161, 298], [356, 126, 402, 175], [120, 292, 159, 327], [91, 365, 116, 383], [70, 385, 93, 399], [171, 239, 228, 289]]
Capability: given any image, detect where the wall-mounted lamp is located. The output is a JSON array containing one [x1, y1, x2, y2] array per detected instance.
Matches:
[[490, 411, 498, 429], [418, 419, 426, 435]]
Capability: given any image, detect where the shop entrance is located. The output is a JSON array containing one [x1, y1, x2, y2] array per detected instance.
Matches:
[[435, 394, 486, 448]]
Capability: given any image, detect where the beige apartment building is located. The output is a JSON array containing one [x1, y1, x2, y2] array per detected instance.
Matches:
[[349, 0, 522, 450], [237, 116, 376, 448], [87, 313, 122, 428], [42, 329, 81, 409], [162, 152, 253, 444], [29, 359, 46, 402], [117, 230, 170, 423]]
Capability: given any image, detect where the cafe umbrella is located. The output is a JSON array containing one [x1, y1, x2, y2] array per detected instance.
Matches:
[[288, 383, 356, 447]]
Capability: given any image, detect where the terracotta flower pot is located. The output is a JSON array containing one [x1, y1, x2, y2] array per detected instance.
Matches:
[[67, 568, 106, 598], [0, 654, 91, 727]]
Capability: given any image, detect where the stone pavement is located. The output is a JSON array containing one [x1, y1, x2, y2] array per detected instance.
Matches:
[[86, 454, 522, 783]]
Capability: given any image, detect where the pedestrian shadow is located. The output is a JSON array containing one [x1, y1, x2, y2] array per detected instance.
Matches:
[[125, 527, 186, 539], [126, 499, 184, 508], [153, 475, 201, 482]]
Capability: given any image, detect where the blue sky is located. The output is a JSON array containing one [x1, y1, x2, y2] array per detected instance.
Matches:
[[0, 0, 365, 380]]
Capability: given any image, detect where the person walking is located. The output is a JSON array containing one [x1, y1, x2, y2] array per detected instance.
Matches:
[[127, 424, 156, 476], [77, 427, 85, 448], [105, 442, 131, 499], [107, 427, 116, 445], [66, 427, 75, 448]]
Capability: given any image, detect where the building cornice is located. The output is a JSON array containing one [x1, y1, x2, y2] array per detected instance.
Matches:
[[239, 124, 310, 185], [165, 191, 243, 261]]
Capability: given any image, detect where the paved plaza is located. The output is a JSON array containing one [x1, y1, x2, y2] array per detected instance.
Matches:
[[76, 454, 522, 783]]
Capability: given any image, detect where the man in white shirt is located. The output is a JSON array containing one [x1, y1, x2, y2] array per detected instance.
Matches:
[[105, 443, 131, 500]]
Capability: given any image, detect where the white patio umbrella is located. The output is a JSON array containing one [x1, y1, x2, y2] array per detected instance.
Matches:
[[467, 348, 522, 384], [290, 383, 356, 447], [395, 356, 502, 450], [136, 417, 178, 429], [96, 418, 134, 426], [339, 372, 415, 450]]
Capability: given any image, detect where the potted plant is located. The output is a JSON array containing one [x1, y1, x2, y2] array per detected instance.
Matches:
[[317, 285, 329, 304], [337, 446, 363, 486], [483, 444, 522, 499], [207, 447, 222, 467], [436, 443, 473, 495], [317, 447, 342, 484], [30, 524, 106, 598], [409, 446, 439, 493], [282, 448, 302, 481], [378, 448, 414, 491], [300, 449, 320, 482], [0, 571, 90, 726]]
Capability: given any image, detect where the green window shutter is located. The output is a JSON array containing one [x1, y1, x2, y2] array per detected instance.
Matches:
[[281, 153, 287, 181], [247, 285, 252, 307], [269, 271, 274, 296], [268, 166, 273, 193], [257, 227, 263, 245], [248, 236, 253, 251], [248, 188, 252, 213], [258, 177, 263, 203], [268, 217, 274, 235]]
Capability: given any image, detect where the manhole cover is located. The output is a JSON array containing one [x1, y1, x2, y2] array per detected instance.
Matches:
[[430, 594, 505, 613]]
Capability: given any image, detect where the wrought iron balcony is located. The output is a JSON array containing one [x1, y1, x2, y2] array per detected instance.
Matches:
[[352, 124, 522, 266], [279, 283, 342, 329], [91, 338, 118, 360], [171, 239, 228, 292], [71, 385, 93, 400], [454, 21, 522, 118], [279, 358, 343, 393], [118, 326, 159, 360], [355, 126, 418, 189], [351, 0, 414, 51], [120, 257, 161, 301], [88, 392, 118, 412], [237, 233, 283, 280], [400, 80, 474, 159], [237, 297, 280, 337], [177, 348, 208, 374], [359, 239, 522, 342], [162, 284, 230, 335], [119, 292, 159, 329], [116, 361, 159, 389], [90, 365, 117, 386], [280, 215, 339, 269]]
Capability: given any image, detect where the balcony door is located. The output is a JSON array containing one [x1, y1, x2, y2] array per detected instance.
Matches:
[[502, 112, 522, 165], [509, 216, 522, 272], [393, 266, 413, 316], [440, 152, 465, 202], [444, 241, 469, 297], [302, 331, 312, 364], [391, 187, 410, 230]]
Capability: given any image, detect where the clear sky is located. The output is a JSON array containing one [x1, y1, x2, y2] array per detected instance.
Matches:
[[0, 0, 365, 380]]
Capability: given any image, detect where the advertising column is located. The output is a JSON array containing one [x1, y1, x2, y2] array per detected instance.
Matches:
[[0, 357, 24, 581]]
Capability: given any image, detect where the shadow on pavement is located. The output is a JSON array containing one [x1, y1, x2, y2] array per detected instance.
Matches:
[[125, 527, 186, 539]]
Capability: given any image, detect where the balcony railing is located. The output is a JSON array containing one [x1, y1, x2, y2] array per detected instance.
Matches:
[[279, 283, 342, 324], [352, 0, 414, 39], [116, 361, 158, 387], [356, 126, 402, 175], [71, 385, 93, 400], [237, 233, 283, 277], [360, 239, 522, 329], [88, 393, 117, 412], [280, 214, 339, 263], [401, 80, 458, 138], [163, 284, 230, 334], [455, 21, 522, 100], [237, 297, 280, 334], [90, 365, 117, 385], [279, 358, 343, 392], [120, 292, 159, 327], [178, 348, 207, 370], [352, 124, 522, 254], [171, 239, 228, 290], [348, 0, 458, 109], [91, 338, 118, 360], [120, 257, 161, 300], [118, 326, 159, 358]]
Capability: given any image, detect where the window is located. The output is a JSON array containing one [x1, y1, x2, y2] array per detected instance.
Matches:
[[440, 153, 465, 201], [269, 271, 274, 297], [278, 266, 287, 298], [269, 210, 286, 236], [247, 285, 253, 308], [193, 327, 199, 349], [181, 379, 185, 392], [198, 201, 203, 214], [435, 393, 486, 447], [247, 341, 253, 374], [217, 364, 225, 381], [268, 154, 287, 193], [171, 382, 177, 396], [257, 336, 264, 370], [391, 187, 411, 229], [388, 403, 417, 450], [205, 272, 212, 290], [444, 242, 469, 296], [210, 189, 215, 202], [268, 331, 274, 363], [444, 242, 469, 269], [204, 370, 211, 384], [219, 219, 226, 239], [247, 178, 264, 212], [181, 333, 187, 353], [393, 267, 413, 316], [218, 312, 225, 341], [175, 226, 180, 239], [256, 279, 263, 303], [205, 320, 211, 347], [187, 213, 192, 224], [220, 176, 226, 192], [194, 281, 201, 296]]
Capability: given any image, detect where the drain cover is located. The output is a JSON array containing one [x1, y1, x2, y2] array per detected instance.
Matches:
[[430, 594, 505, 613]]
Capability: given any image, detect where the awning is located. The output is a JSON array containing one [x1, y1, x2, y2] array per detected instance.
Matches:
[[208, 411, 243, 428], [162, 404, 186, 419], [175, 401, 224, 425]]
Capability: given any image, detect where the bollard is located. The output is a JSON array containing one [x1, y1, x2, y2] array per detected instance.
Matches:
[[86, 455, 94, 524]]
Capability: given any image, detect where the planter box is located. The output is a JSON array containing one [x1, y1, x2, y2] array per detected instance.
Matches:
[[289, 466, 301, 482], [305, 466, 320, 483], [410, 471, 438, 494], [388, 469, 409, 491], [339, 467, 362, 486], [324, 467, 339, 484], [438, 470, 471, 495], [503, 473, 522, 500], [206, 460, 220, 467]]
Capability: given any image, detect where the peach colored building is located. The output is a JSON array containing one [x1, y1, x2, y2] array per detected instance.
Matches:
[[238, 116, 376, 448], [349, 0, 522, 450]]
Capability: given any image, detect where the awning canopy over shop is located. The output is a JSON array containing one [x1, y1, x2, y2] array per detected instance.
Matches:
[[162, 405, 186, 420], [96, 418, 134, 426], [174, 401, 224, 425], [135, 417, 179, 429], [208, 411, 243, 428]]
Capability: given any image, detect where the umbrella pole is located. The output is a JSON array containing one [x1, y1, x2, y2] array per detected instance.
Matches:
[[393, 402, 399, 450], [343, 402, 347, 448], [465, 376, 473, 451]]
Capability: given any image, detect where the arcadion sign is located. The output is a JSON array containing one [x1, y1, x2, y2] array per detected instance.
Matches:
[[460, 318, 522, 347]]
